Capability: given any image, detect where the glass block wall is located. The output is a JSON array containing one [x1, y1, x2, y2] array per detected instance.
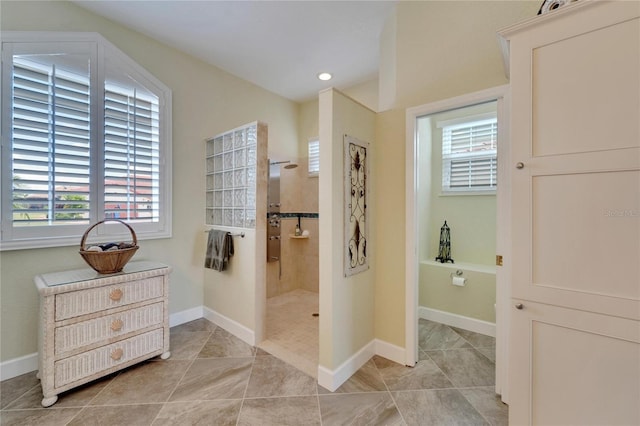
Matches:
[[206, 123, 257, 228]]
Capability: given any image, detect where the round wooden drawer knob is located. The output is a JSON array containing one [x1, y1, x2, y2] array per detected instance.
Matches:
[[110, 319, 124, 331], [111, 348, 123, 361], [109, 288, 123, 301]]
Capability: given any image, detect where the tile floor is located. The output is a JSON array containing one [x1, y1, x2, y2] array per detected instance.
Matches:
[[259, 289, 319, 378], [0, 317, 507, 425]]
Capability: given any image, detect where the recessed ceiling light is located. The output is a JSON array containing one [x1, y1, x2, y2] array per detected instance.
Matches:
[[317, 72, 332, 81]]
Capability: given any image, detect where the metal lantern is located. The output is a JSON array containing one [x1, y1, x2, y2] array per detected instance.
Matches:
[[435, 220, 454, 264]]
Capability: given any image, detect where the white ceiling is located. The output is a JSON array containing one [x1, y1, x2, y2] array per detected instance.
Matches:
[[73, 1, 396, 102]]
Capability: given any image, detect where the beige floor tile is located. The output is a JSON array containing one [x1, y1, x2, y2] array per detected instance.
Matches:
[[3, 373, 114, 409], [89, 360, 190, 405], [198, 328, 255, 358], [169, 331, 211, 360], [152, 399, 241, 426], [68, 404, 162, 426], [244, 355, 316, 398], [0, 407, 82, 426], [238, 396, 320, 426], [459, 387, 508, 426], [426, 348, 495, 387], [393, 389, 488, 426], [373, 355, 453, 391], [0, 372, 40, 410], [318, 392, 403, 426], [169, 358, 252, 402]]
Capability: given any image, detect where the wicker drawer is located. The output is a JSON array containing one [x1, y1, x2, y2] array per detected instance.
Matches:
[[55, 276, 164, 321], [54, 328, 164, 388], [54, 302, 164, 356]]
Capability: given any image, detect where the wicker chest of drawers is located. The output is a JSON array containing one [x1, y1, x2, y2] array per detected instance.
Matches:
[[34, 261, 171, 407]]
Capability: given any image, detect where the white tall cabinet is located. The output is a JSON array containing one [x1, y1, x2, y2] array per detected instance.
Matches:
[[499, 2, 640, 424]]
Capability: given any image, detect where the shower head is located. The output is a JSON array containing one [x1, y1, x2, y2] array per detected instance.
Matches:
[[270, 160, 298, 169]]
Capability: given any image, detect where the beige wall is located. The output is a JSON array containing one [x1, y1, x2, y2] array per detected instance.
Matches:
[[373, 1, 540, 348], [393, 1, 538, 109], [420, 262, 497, 323], [319, 89, 376, 369], [0, 1, 298, 362], [423, 102, 497, 265]]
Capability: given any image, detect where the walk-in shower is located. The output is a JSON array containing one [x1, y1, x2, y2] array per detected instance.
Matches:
[[267, 160, 298, 267], [261, 158, 319, 377]]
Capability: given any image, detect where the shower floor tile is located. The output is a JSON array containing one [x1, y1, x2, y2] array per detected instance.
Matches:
[[260, 289, 319, 378]]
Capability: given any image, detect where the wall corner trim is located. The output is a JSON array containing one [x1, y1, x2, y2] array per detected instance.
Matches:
[[374, 339, 406, 365], [318, 341, 376, 391], [169, 306, 204, 327], [317, 338, 407, 392], [203, 306, 255, 346]]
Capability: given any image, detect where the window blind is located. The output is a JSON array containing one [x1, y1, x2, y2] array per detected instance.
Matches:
[[104, 85, 160, 222], [11, 58, 91, 226], [442, 118, 497, 192], [2, 33, 172, 250], [308, 138, 319, 176]]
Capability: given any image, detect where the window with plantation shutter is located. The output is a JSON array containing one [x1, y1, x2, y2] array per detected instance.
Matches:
[[308, 137, 319, 176], [104, 85, 160, 222], [1, 33, 172, 250], [11, 56, 92, 226], [440, 114, 497, 193]]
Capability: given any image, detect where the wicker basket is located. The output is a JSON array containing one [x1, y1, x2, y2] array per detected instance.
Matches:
[[79, 219, 139, 274]]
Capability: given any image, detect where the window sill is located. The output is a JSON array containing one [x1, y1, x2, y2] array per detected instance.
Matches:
[[439, 191, 496, 197], [0, 230, 172, 252]]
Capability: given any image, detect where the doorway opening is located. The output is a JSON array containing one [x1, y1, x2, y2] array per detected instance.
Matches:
[[405, 86, 511, 401]]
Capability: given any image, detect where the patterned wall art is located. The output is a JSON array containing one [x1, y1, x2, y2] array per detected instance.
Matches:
[[344, 134, 369, 277]]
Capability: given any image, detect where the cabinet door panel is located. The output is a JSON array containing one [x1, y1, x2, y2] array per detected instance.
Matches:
[[509, 301, 640, 426], [532, 18, 640, 157], [531, 170, 640, 299]]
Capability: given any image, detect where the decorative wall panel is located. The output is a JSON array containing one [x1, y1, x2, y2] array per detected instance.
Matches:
[[344, 135, 369, 277]]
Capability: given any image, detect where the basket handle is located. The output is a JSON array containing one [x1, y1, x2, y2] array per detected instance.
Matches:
[[80, 219, 138, 251]]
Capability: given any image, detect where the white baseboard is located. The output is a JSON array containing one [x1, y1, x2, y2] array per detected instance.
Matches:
[[374, 339, 406, 365], [169, 306, 204, 327], [419, 306, 495, 337], [317, 340, 376, 392], [203, 306, 255, 346], [0, 352, 38, 381]]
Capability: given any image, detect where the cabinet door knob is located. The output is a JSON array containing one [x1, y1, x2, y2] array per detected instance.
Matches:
[[110, 319, 124, 331], [111, 348, 123, 361], [109, 288, 123, 301], [516, 162, 525, 169], [515, 303, 524, 310]]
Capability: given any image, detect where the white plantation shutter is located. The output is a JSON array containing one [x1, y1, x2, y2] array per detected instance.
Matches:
[[104, 86, 160, 222], [308, 137, 320, 176], [11, 57, 91, 226], [442, 117, 497, 192], [1, 34, 172, 250]]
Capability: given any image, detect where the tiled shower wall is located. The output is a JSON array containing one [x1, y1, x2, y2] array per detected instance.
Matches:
[[267, 158, 319, 297]]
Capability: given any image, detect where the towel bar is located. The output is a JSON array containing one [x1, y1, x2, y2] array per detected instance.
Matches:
[[204, 230, 245, 238]]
